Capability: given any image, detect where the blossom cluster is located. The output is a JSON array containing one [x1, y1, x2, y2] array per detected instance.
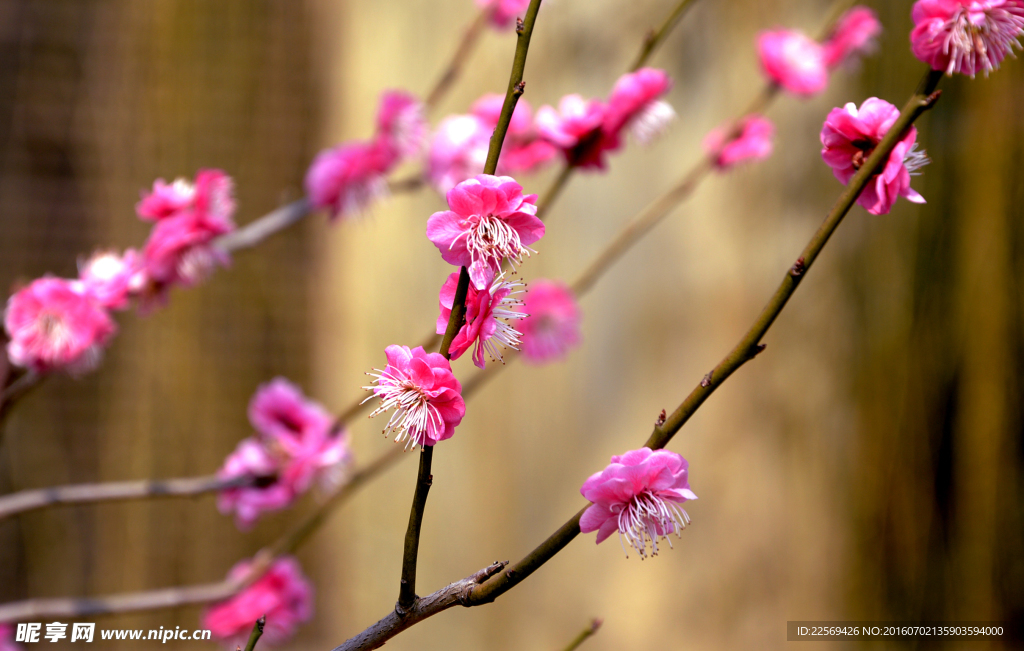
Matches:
[[217, 378, 350, 529], [202, 555, 313, 649], [3, 169, 237, 376]]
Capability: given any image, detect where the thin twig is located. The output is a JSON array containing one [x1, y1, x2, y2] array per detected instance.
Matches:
[[0, 474, 264, 521], [242, 616, 265, 651], [560, 618, 603, 651], [630, 0, 702, 71], [425, 7, 493, 111]]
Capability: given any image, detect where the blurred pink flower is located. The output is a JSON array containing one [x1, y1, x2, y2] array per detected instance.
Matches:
[[757, 29, 829, 96], [136, 178, 196, 222], [702, 115, 775, 170], [77, 249, 142, 310], [517, 279, 581, 364], [375, 90, 428, 163], [426, 114, 491, 193], [0, 623, 21, 651], [822, 6, 883, 68], [477, 0, 531, 28], [304, 141, 392, 220], [363, 345, 465, 449], [470, 94, 559, 177], [820, 97, 928, 215], [603, 68, 675, 147], [580, 448, 697, 558], [535, 94, 608, 168], [910, 0, 1024, 76], [4, 277, 116, 375], [426, 174, 543, 289], [436, 271, 525, 368], [202, 556, 313, 649], [219, 379, 350, 529]]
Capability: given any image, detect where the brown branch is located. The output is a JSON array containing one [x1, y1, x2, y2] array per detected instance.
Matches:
[[630, 0, 702, 72], [560, 618, 603, 651], [424, 7, 493, 111], [242, 616, 266, 651], [0, 473, 264, 521]]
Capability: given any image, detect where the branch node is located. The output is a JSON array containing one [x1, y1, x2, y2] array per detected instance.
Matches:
[[749, 343, 767, 359], [789, 256, 806, 277], [654, 409, 666, 427], [700, 372, 712, 388], [515, 17, 525, 34], [513, 81, 526, 97], [922, 89, 942, 107]]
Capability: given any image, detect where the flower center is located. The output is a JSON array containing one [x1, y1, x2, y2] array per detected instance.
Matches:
[[943, 4, 1024, 75], [362, 370, 442, 449], [464, 214, 529, 270], [38, 312, 72, 348], [850, 138, 875, 171], [613, 489, 690, 559]]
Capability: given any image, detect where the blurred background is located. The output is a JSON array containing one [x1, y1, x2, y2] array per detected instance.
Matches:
[[0, 0, 1022, 649]]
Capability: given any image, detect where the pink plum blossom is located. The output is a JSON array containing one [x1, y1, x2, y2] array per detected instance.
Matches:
[[757, 29, 829, 96], [375, 90, 428, 163], [477, 0, 531, 28], [304, 141, 392, 220], [426, 114, 491, 193], [136, 178, 197, 221], [363, 345, 465, 449], [202, 556, 313, 649], [910, 0, 1024, 76], [580, 447, 697, 558], [4, 277, 116, 374], [517, 279, 581, 364], [77, 249, 141, 310], [603, 68, 676, 147], [426, 174, 543, 289], [822, 6, 883, 69], [219, 379, 350, 529], [820, 97, 929, 215], [471, 94, 558, 176], [137, 169, 235, 225], [702, 115, 775, 170], [535, 94, 609, 168], [436, 271, 525, 368]]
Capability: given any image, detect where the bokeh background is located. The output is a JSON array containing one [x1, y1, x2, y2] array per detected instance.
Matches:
[[0, 0, 1022, 649]]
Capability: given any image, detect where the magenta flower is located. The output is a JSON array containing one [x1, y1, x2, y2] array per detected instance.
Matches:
[[137, 169, 235, 225], [426, 114, 491, 193], [517, 279, 581, 364], [476, 0, 531, 28], [136, 178, 197, 221], [426, 174, 543, 289], [822, 6, 883, 69], [603, 68, 675, 147], [580, 448, 697, 559], [304, 141, 392, 220], [219, 378, 350, 529], [77, 249, 142, 310], [702, 115, 775, 170], [757, 29, 829, 96], [820, 97, 929, 215], [535, 94, 609, 169], [363, 345, 465, 449], [470, 94, 558, 177], [4, 277, 116, 375], [375, 90, 427, 163], [202, 556, 313, 649], [436, 271, 525, 368], [0, 624, 18, 651], [911, 0, 1024, 76]]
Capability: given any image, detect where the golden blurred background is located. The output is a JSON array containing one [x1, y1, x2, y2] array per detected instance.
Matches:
[[0, 0, 1021, 649]]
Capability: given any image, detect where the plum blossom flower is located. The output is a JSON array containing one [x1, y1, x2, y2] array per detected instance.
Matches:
[[362, 345, 465, 449], [426, 174, 543, 289], [436, 271, 525, 368], [535, 94, 606, 154], [603, 68, 676, 147], [702, 115, 775, 170], [140, 169, 236, 289], [820, 97, 929, 215], [306, 90, 425, 219], [757, 29, 829, 96], [426, 114, 491, 193], [580, 448, 697, 559], [202, 556, 313, 649], [218, 378, 350, 529], [136, 178, 197, 221], [137, 169, 235, 225], [822, 6, 883, 69], [910, 0, 1024, 76], [517, 279, 581, 364], [477, 0, 531, 28], [77, 249, 142, 310], [4, 277, 116, 374]]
